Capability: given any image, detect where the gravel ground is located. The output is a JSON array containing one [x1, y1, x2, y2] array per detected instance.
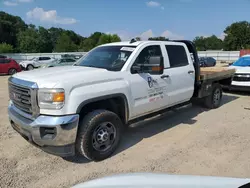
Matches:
[[0, 75, 250, 188]]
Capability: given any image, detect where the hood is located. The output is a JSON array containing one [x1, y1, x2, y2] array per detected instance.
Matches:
[[13, 66, 120, 88], [231, 66, 250, 74], [72, 173, 250, 188]]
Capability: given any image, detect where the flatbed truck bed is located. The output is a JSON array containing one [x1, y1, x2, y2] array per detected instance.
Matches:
[[200, 67, 235, 81]]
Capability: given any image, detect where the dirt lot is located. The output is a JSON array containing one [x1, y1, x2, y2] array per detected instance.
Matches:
[[0, 75, 250, 188]]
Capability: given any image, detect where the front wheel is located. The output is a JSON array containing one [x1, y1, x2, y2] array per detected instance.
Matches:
[[27, 64, 34, 71], [76, 110, 123, 161], [8, 68, 17, 75], [203, 83, 222, 109]]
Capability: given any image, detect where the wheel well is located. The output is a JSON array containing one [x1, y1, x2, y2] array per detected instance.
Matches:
[[218, 77, 232, 86], [8, 68, 16, 71], [78, 96, 128, 124]]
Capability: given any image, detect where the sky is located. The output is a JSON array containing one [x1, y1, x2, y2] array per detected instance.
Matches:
[[1, 0, 250, 40]]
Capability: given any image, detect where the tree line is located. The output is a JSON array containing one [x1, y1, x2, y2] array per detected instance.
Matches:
[[0, 11, 121, 53], [1, 11, 250, 53]]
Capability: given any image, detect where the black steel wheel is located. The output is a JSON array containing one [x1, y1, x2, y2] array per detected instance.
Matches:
[[204, 83, 222, 109], [76, 110, 123, 161]]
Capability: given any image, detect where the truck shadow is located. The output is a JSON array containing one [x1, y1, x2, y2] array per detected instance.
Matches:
[[64, 94, 238, 164], [115, 94, 238, 157]]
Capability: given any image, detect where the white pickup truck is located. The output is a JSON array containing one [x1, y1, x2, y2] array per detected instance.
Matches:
[[8, 40, 235, 161]]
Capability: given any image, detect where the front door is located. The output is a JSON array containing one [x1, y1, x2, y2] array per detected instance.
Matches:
[[163, 44, 195, 106], [128, 45, 168, 119]]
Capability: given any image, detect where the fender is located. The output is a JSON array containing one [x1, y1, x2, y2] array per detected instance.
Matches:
[[76, 93, 129, 123]]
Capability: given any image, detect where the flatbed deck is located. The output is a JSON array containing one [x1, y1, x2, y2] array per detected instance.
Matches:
[[200, 67, 236, 81]]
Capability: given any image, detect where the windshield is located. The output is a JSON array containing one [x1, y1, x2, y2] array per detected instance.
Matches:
[[232, 57, 250, 67], [75, 46, 135, 71]]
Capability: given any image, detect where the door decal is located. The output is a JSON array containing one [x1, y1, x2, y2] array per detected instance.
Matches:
[[147, 77, 153, 88]]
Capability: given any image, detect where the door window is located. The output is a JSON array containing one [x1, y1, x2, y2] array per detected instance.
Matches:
[[0, 59, 10, 64], [0, 59, 5, 64], [131, 45, 162, 74], [165, 45, 189, 68], [39, 57, 51, 61]]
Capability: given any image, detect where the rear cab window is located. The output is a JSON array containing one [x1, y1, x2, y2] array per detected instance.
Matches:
[[165, 45, 189, 68]]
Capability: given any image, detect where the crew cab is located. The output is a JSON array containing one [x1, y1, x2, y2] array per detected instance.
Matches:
[[8, 40, 235, 161]]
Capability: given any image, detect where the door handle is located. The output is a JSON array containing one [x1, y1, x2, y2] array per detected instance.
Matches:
[[188, 70, 194, 74], [161, 75, 169, 79]]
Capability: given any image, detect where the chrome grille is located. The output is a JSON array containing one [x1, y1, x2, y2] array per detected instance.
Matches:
[[9, 83, 32, 114], [233, 74, 250, 82], [8, 77, 39, 118]]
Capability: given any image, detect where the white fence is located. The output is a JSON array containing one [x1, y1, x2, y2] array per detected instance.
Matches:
[[2, 52, 87, 63], [2, 51, 240, 63], [198, 51, 240, 62]]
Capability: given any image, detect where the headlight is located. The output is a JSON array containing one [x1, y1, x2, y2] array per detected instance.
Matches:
[[38, 88, 65, 109]]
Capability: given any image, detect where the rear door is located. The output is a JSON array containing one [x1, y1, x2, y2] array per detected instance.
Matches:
[[162, 44, 195, 106]]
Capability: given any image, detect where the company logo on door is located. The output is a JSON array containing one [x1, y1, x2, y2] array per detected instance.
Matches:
[[147, 77, 153, 88]]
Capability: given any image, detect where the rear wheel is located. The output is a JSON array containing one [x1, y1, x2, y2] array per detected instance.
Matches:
[[76, 110, 123, 161], [203, 83, 222, 109], [8, 68, 17, 75], [27, 64, 34, 71]]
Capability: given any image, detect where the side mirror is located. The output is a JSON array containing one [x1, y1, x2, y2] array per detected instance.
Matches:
[[132, 56, 164, 75]]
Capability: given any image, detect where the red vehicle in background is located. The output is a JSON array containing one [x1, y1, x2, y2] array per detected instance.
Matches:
[[0, 58, 22, 75]]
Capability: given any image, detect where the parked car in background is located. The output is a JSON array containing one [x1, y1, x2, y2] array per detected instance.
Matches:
[[62, 54, 83, 60], [225, 55, 250, 91], [19, 56, 56, 70], [199, 57, 216, 67], [0, 58, 21, 75], [39, 58, 76, 68], [74, 54, 83, 59]]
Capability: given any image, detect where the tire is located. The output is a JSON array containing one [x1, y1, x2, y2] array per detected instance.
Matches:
[[76, 109, 123, 161], [27, 64, 34, 71], [203, 83, 222, 109], [8, 68, 17, 75]]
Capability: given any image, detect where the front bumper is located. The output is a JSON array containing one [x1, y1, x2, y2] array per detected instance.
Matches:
[[19, 64, 26, 70], [8, 104, 79, 157]]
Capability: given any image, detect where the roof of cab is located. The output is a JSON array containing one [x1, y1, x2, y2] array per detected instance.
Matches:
[[100, 40, 184, 47]]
